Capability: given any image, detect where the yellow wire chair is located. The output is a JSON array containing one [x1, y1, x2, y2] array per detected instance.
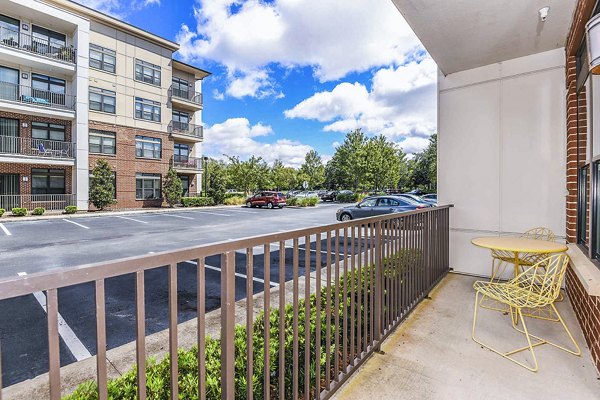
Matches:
[[472, 253, 581, 372]]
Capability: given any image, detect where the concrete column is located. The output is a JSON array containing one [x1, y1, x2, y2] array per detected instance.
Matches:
[[193, 79, 204, 194]]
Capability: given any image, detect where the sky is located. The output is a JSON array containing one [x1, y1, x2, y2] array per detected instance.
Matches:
[[76, 0, 437, 168]]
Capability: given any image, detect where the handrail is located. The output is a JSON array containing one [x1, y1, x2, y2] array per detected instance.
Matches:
[[0, 81, 76, 111], [169, 85, 203, 105], [171, 155, 203, 170], [0, 26, 76, 64], [0, 136, 74, 158], [0, 194, 75, 213], [168, 120, 203, 139]]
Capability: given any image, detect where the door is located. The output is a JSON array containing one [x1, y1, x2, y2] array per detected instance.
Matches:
[[31, 73, 65, 106], [172, 110, 190, 132], [180, 175, 190, 197], [354, 197, 377, 218], [0, 117, 19, 154], [0, 173, 20, 209], [373, 197, 398, 216], [0, 65, 19, 102], [174, 143, 190, 166]]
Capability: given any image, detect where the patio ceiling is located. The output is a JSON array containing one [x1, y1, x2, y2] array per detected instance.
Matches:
[[391, 0, 577, 75]]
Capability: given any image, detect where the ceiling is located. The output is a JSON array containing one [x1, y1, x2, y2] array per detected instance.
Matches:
[[391, 0, 577, 75]]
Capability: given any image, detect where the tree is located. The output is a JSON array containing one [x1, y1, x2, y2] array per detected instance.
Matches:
[[271, 159, 298, 190], [162, 167, 183, 207], [227, 155, 268, 195], [325, 129, 369, 190], [89, 160, 116, 210], [299, 150, 325, 189], [206, 158, 228, 204], [409, 134, 437, 191], [365, 135, 404, 191]]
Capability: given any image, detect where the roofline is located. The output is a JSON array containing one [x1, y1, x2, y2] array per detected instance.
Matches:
[[41, 0, 180, 51], [172, 59, 212, 80]]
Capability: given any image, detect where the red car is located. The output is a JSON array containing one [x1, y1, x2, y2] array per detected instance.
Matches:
[[245, 191, 287, 209]]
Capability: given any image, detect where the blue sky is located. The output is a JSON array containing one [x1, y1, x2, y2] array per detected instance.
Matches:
[[78, 0, 437, 167]]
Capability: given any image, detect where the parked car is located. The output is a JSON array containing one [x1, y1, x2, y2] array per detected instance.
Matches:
[[320, 190, 338, 202], [245, 191, 287, 209], [336, 195, 429, 221], [306, 191, 320, 198], [397, 193, 434, 206], [421, 194, 437, 205]]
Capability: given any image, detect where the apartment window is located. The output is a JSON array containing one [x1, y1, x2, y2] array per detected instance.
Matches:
[[172, 76, 190, 99], [31, 168, 65, 195], [0, 14, 19, 46], [32, 73, 66, 105], [135, 97, 161, 122], [32, 25, 66, 54], [89, 87, 116, 114], [89, 44, 116, 73], [32, 122, 65, 141], [135, 135, 161, 159], [89, 130, 116, 154], [135, 59, 161, 86], [136, 173, 161, 199]]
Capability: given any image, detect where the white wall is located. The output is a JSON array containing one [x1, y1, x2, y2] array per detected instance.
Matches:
[[438, 48, 567, 276]]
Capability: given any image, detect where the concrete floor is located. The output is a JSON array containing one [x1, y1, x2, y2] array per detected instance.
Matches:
[[333, 273, 600, 400]]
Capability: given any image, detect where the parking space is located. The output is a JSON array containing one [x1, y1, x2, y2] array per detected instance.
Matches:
[[0, 203, 351, 386]]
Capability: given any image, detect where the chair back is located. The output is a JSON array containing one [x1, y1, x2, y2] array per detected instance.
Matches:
[[509, 253, 569, 307], [520, 227, 555, 242]]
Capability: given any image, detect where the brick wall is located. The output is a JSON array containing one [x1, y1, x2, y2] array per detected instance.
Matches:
[[565, 0, 600, 377], [0, 110, 73, 142], [88, 120, 198, 209]]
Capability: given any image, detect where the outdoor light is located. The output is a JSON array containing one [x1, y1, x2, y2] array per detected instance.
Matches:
[[587, 13, 600, 74], [538, 6, 550, 22]]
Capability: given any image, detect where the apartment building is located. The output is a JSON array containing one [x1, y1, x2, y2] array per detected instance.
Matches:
[[0, 0, 209, 211]]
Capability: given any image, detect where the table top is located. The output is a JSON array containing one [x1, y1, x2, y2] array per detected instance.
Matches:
[[471, 236, 568, 253]]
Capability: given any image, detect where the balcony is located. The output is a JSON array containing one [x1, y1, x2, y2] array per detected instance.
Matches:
[[169, 85, 203, 111], [0, 82, 76, 118], [0, 27, 76, 74], [168, 120, 203, 142], [0, 136, 74, 165], [0, 194, 75, 211], [170, 155, 203, 172]]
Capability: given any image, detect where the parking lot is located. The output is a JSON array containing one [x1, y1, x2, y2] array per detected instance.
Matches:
[[0, 203, 353, 386]]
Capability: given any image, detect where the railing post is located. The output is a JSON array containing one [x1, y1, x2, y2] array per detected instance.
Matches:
[[374, 221, 383, 349], [221, 252, 235, 400]]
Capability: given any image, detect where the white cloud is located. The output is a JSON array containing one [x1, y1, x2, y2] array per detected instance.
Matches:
[[397, 137, 430, 154], [284, 57, 437, 151], [176, 0, 421, 99], [204, 118, 313, 168]]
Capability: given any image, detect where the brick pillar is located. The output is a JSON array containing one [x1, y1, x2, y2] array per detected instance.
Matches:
[[566, 55, 579, 243]]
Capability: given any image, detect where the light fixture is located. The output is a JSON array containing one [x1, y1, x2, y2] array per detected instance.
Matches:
[[586, 13, 600, 74], [539, 6, 550, 22]]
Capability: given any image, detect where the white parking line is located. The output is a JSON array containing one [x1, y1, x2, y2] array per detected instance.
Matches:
[[192, 211, 232, 217], [115, 215, 148, 224], [63, 219, 90, 229], [183, 261, 278, 287], [163, 214, 195, 220], [0, 223, 11, 236], [17, 272, 92, 361]]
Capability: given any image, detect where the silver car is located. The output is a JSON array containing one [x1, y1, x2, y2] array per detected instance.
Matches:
[[336, 196, 428, 221]]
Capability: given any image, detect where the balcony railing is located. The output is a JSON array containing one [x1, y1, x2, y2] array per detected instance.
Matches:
[[0, 26, 76, 64], [0, 82, 76, 111], [169, 85, 203, 106], [168, 120, 204, 140], [171, 155, 203, 170], [0, 194, 76, 211], [0, 205, 450, 399], [0, 136, 74, 159]]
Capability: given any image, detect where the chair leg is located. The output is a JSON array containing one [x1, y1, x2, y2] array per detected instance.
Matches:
[[472, 293, 539, 372], [480, 258, 510, 312]]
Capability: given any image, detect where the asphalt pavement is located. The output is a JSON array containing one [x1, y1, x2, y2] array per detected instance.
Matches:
[[0, 203, 353, 386]]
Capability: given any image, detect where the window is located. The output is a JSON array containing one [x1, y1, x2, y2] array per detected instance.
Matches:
[[89, 44, 116, 73], [135, 59, 161, 86], [0, 14, 20, 46], [32, 73, 65, 105], [89, 130, 116, 154], [32, 122, 65, 141], [32, 25, 66, 54], [172, 76, 189, 99], [136, 173, 161, 199], [359, 198, 377, 207], [135, 135, 161, 159], [0, 117, 18, 153], [135, 97, 161, 122], [377, 198, 400, 207], [0, 65, 18, 102], [31, 168, 65, 195], [89, 87, 116, 114]]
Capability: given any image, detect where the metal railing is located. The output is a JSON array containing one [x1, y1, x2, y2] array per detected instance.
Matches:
[[0, 194, 76, 211], [0, 136, 74, 159], [0, 82, 76, 111], [171, 155, 203, 170], [0, 205, 450, 400], [0, 26, 76, 64], [169, 85, 203, 106], [168, 120, 204, 140]]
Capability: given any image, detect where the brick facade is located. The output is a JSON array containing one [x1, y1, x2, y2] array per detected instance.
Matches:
[[88, 120, 198, 209], [565, 0, 600, 377]]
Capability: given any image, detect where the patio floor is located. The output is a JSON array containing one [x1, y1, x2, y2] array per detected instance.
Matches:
[[332, 273, 600, 400]]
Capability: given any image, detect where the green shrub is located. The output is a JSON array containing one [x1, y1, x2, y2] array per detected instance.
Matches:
[[163, 167, 183, 207], [335, 193, 358, 203], [287, 197, 298, 206], [32, 207, 45, 216], [64, 206, 78, 214], [224, 192, 244, 199], [0, 208, 4, 217], [299, 197, 318, 207], [64, 249, 423, 400], [11, 207, 27, 217], [223, 195, 245, 206], [181, 197, 215, 207]]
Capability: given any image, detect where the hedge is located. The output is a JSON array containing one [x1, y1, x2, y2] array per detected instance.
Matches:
[[64, 206, 78, 214], [64, 250, 422, 400], [11, 207, 27, 217], [0, 208, 4, 217], [224, 196, 246, 206], [335, 193, 358, 203], [32, 207, 46, 216], [181, 197, 215, 207]]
